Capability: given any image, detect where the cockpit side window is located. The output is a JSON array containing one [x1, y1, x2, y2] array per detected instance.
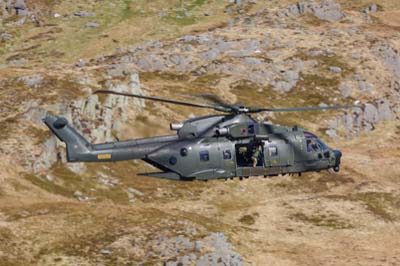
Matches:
[[307, 139, 320, 152], [305, 131, 329, 152]]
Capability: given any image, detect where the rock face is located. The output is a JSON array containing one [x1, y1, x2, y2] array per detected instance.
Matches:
[[18, 74, 44, 88], [1, 0, 28, 16], [23, 67, 144, 173], [130, 231, 242, 266], [287, 0, 344, 22], [68, 72, 144, 143], [104, 34, 306, 93], [326, 98, 394, 137], [375, 45, 400, 78], [31, 136, 58, 173]]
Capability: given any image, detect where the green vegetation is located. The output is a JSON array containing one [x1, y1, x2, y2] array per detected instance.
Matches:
[[193, 73, 222, 86], [29, 127, 53, 145], [24, 173, 74, 198], [302, 14, 325, 26], [352, 192, 400, 222], [338, 0, 386, 11], [291, 212, 353, 229], [238, 213, 259, 226], [229, 77, 350, 128], [296, 51, 356, 77], [160, 0, 208, 26], [324, 191, 400, 222], [0, 0, 231, 64], [273, 173, 355, 194]]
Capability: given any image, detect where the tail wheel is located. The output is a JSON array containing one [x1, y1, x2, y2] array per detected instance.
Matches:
[[333, 166, 340, 172]]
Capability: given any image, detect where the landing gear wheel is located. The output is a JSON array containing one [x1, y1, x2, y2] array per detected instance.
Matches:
[[333, 166, 340, 172]]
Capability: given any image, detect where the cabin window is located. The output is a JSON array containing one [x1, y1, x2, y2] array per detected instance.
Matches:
[[268, 146, 278, 157], [169, 156, 177, 165], [223, 150, 232, 160], [199, 150, 209, 161], [180, 148, 188, 156]]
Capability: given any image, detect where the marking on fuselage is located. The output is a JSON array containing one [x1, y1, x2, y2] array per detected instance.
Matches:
[[98, 153, 112, 160]]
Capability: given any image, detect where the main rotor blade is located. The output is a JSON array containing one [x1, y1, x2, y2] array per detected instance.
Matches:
[[186, 94, 233, 108], [94, 90, 230, 112], [249, 105, 363, 113]]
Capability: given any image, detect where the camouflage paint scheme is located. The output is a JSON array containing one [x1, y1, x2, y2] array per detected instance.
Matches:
[[43, 113, 342, 181]]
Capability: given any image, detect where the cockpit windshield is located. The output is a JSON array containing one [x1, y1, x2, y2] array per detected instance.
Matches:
[[316, 138, 329, 150]]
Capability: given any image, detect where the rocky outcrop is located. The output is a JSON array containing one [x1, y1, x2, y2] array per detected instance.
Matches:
[[326, 98, 394, 137], [287, 0, 344, 22], [101, 33, 307, 93], [109, 228, 242, 266], [24, 67, 144, 173], [1, 0, 28, 17], [0, 0, 44, 25], [362, 4, 378, 14], [375, 45, 400, 79]]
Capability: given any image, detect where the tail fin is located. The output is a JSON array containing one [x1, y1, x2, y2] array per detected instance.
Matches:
[[42, 115, 92, 162]]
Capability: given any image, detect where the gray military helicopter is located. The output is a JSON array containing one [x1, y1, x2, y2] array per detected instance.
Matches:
[[43, 90, 359, 181]]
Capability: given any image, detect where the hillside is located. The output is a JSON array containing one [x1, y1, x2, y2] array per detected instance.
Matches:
[[0, 0, 399, 265]]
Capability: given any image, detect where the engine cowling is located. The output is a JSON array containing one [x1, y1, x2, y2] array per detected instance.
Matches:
[[216, 127, 229, 136]]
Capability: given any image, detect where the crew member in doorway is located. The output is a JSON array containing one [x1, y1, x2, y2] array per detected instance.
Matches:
[[251, 144, 262, 167]]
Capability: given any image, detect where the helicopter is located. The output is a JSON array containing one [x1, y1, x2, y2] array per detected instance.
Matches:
[[43, 90, 360, 181]]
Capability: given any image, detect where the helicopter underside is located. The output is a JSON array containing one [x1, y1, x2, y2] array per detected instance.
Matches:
[[139, 155, 341, 181]]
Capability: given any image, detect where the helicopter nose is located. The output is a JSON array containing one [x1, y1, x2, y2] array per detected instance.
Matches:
[[333, 150, 342, 172], [333, 150, 342, 160]]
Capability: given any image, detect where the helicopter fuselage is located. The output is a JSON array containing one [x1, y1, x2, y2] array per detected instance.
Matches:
[[43, 113, 342, 181]]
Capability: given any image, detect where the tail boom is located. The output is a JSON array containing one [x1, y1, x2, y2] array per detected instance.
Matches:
[[42, 115, 177, 163]]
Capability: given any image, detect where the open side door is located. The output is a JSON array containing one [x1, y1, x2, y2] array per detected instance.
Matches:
[[235, 143, 266, 176]]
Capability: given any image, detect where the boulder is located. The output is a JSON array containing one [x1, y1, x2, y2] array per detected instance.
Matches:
[[242, 57, 262, 65], [74, 11, 95, 17], [0, 33, 13, 40], [75, 59, 86, 67], [339, 82, 351, 98], [362, 4, 378, 14], [8, 58, 27, 65], [329, 66, 342, 73], [18, 74, 44, 88], [363, 103, 379, 123], [358, 81, 374, 93], [377, 99, 393, 121], [375, 45, 400, 78], [200, 49, 220, 61], [85, 22, 99, 28], [326, 129, 337, 138], [14, 0, 25, 10]]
